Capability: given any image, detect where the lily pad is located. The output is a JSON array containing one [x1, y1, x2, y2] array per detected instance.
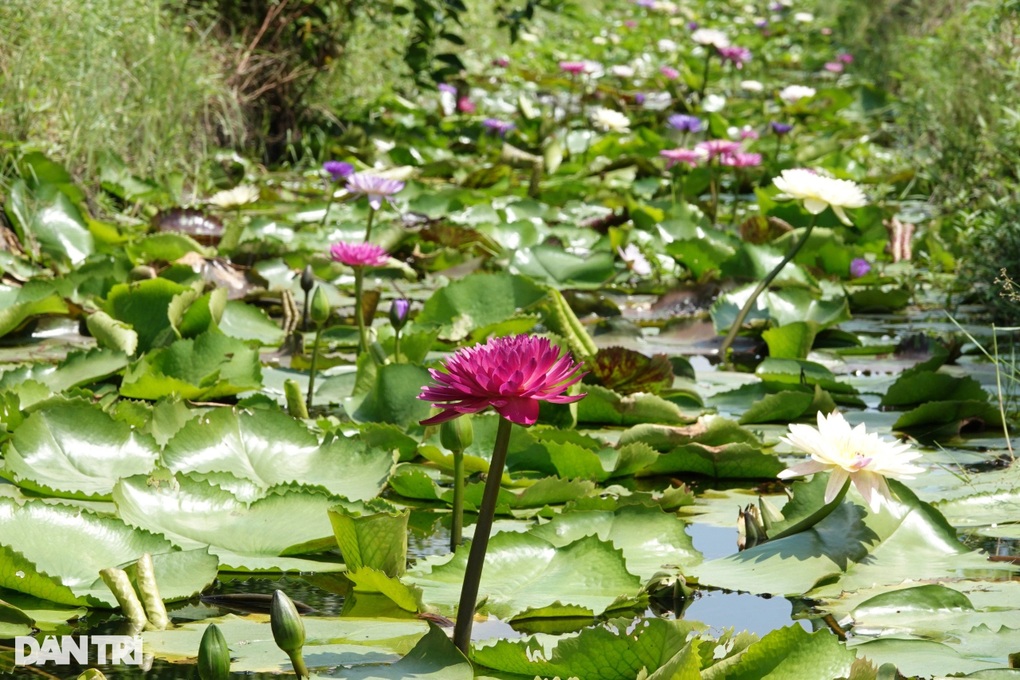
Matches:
[[3, 401, 159, 498], [407, 533, 644, 621], [0, 497, 216, 606], [112, 475, 346, 572], [160, 406, 395, 500]]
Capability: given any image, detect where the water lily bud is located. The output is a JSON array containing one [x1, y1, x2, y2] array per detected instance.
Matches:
[[197, 624, 230, 680], [737, 503, 767, 551], [271, 590, 305, 652], [271, 590, 309, 678], [440, 415, 473, 453], [300, 265, 315, 294], [389, 298, 411, 331], [310, 286, 330, 327]]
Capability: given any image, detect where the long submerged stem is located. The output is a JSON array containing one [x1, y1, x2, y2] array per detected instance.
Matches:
[[453, 416, 513, 655], [719, 213, 818, 360]]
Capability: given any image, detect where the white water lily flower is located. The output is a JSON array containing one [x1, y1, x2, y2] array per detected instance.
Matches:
[[691, 28, 730, 48], [590, 107, 630, 132], [618, 244, 652, 276], [778, 84, 816, 103], [740, 79, 764, 92], [207, 184, 259, 209], [702, 93, 727, 112], [778, 411, 924, 512], [772, 168, 867, 225]]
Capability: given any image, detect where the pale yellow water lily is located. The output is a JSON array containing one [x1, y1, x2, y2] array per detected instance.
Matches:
[[207, 184, 259, 209], [772, 168, 867, 225], [590, 107, 631, 133], [778, 411, 924, 511]]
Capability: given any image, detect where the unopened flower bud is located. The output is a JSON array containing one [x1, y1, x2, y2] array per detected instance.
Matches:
[[198, 624, 230, 680], [300, 265, 315, 294], [389, 299, 410, 331], [271, 590, 305, 652], [310, 286, 330, 326], [440, 415, 474, 453], [271, 590, 309, 677]]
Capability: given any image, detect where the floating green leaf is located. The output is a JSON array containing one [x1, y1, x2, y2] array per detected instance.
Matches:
[[161, 407, 394, 500], [408, 533, 643, 621], [120, 331, 263, 400], [113, 475, 345, 572], [3, 402, 159, 498], [328, 506, 409, 577], [0, 497, 216, 606]]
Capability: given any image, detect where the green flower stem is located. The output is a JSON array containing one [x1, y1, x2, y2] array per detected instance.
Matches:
[[698, 51, 712, 99], [708, 161, 719, 222], [729, 169, 742, 225], [320, 187, 335, 229], [719, 212, 819, 359], [451, 448, 465, 551], [453, 416, 513, 655], [769, 477, 851, 541], [363, 205, 377, 242], [287, 650, 309, 680], [354, 266, 368, 354], [393, 329, 402, 363], [305, 324, 323, 412]]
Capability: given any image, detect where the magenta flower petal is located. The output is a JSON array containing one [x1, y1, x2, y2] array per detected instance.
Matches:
[[418, 335, 586, 427]]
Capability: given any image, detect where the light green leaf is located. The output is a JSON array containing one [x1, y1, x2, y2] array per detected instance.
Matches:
[[219, 300, 287, 345], [328, 506, 409, 577], [407, 533, 643, 621], [472, 618, 703, 679], [161, 407, 394, 500], [0, 282, 70, 338], [529, 505, 702, 580], [86, 311, 139, 355], [120, 331, 263, 400], [0, 497, 216, 606], [711, 625, 855, 680], [112, 475, 345, 572], [3, 402, 159, 498], [142, 614, 430, 673]]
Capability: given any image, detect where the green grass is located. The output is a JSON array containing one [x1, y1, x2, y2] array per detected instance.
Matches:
[[0, 0, 245, 192]]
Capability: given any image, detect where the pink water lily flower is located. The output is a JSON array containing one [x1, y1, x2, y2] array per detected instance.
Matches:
[[720, 152, 762, 167], [660, 148, 705, 168], [418, 335, 586, 426], [696, 139, 742, 160], [329, 241, 389, 268]]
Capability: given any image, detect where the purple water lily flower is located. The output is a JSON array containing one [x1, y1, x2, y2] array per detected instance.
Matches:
[[345, 172, 405, 210], [667, 114, 704, 133], [483, 118, 515, 137], [323, 161, 355, 182], [850, 258, 871, 278]]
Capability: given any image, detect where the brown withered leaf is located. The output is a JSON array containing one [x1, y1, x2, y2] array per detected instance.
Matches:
[[583, 346, 674, 395]]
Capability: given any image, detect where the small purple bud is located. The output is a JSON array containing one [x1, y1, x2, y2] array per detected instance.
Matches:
[[770, 121, 793, 135], [389, 299, 411, 330]]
